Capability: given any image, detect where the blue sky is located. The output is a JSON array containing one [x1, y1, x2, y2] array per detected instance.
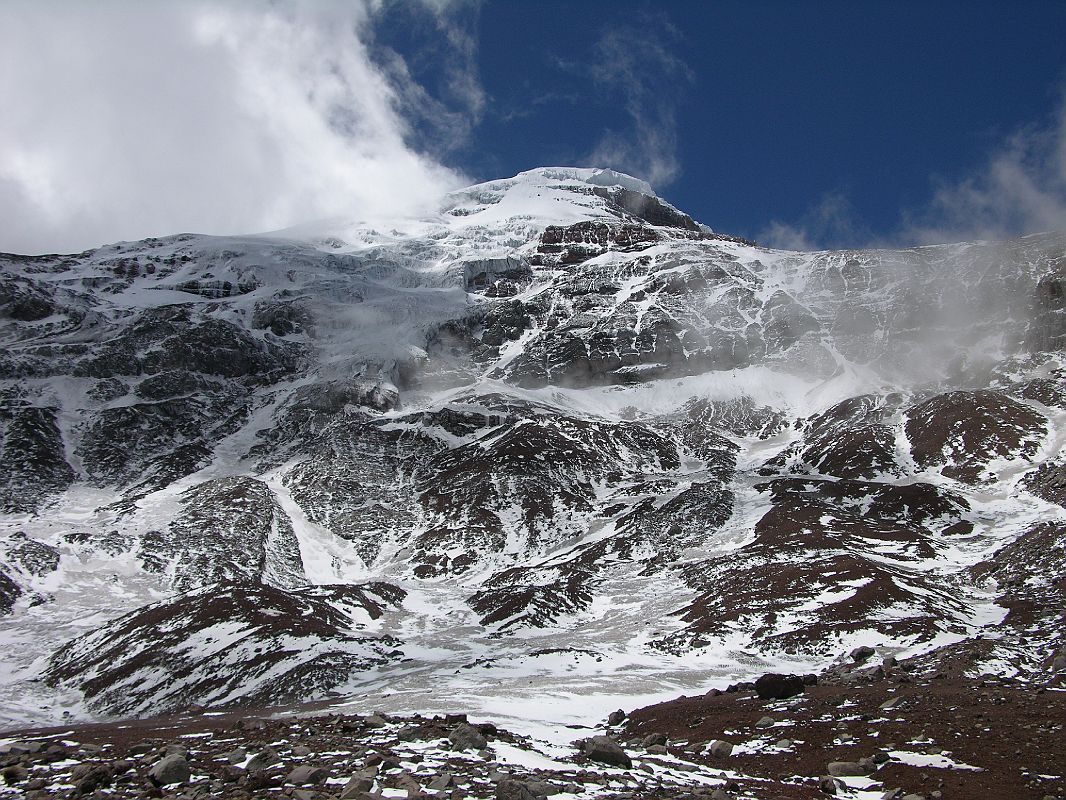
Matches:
[[1, 1, 1065, 253], [380, 0, 1066, 248]]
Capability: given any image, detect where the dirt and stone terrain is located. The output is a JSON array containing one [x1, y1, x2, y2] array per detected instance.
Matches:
[[2, 649, 1063, 800]]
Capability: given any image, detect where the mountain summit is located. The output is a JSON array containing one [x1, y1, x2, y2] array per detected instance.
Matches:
[[0, 168, 1064, 728]]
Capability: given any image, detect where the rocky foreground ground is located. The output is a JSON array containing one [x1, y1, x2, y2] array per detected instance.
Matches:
[[1, 650, 1064, 800]]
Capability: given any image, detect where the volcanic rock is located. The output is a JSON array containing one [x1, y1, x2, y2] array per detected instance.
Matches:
[[449, 723, 488, 751], [581, 736, 632, 768], [755, 673, 806, 700], [149, 754, 190, 786]]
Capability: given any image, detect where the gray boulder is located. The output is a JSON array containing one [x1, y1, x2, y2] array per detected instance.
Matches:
[[287, 765, 328, 785], [582, 735, 632, 768], [525, 780, 563, 796], [149, 753, 190, 786], [707, 739, 734, 758], [0, 765, 27, 786], [496, 778, 549, 800], [828, 760, 874, 777], [851, 645, 876, 663], [71, 763, 113, 793], [427, 773, 454, 790], [246, 746, 281, 772], [880, 696, 905, 711], [339, 774, 375, 799], [641, 732, 668, 748], [819, 775, 844, 794], [449, 722, 488, 751]]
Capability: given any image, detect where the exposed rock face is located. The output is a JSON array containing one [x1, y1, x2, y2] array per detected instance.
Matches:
[[965, 521, 1066, 680], [0, 167, 1064, 725], [668, 476, 977, 653], [4, 533, 60, 577], [797, 394, 903, 479], [0, 275, 60, 322], [77, 394, 247, 489], [0, 569, 19, 615], [412, 411, 683, 574], [906, 390, 1048, 483], [44, 581, 406, 715], [1022, 461, 1066, 508], [0, 404, 74, 512], [138, 476, 305, 590]]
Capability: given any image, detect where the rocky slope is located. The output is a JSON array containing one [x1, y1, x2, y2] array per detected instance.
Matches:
[[0, 659, 1062, 800], [0, 167, 1064, 734]]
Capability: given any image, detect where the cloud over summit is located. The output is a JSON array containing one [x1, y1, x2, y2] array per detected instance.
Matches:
[[0, 1, 471, 254]]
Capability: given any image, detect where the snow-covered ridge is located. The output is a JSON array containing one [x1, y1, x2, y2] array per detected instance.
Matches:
[[0, 171, 1064, 729]]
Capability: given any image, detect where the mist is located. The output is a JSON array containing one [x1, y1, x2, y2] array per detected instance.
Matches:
[[759, 94, 1066, 252]]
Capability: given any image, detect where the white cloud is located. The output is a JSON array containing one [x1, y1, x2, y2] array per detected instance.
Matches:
[[904, 93, 1066, 244], [760, 93, 1066, 251], [583, 19, 693, 189], [758, 193, 868, 251], [0, 1, 475, 254]]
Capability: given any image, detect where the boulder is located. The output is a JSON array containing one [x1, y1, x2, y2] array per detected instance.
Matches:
[[449, 722, 488, 751], [149, 753, 191, 786], [607, 709, 626, 725], [707, 739, 734, 758], [395, 772, 422, 795], [754, 672, 805, 700], [339, 775, 375, 799], [582, 735, 632, 768], [819, 775, 844, 794], [287, 765, 328, 785], [247, 772, 285, 791], [828, 760, 874, 777], [525, 779, 562, 796], [71, 763, 113, 793], [641, 732, 668, 748], [851, 645, 876, 663], [246, 746, 281, 772], [1051, 650, 1066, 671], [496, 779, 547, 800], [1, 765, 28, 786], [427, 773, 454, 791]]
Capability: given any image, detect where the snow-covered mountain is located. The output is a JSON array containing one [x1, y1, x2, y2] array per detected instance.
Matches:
[[1, 167, 1064, 729]]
